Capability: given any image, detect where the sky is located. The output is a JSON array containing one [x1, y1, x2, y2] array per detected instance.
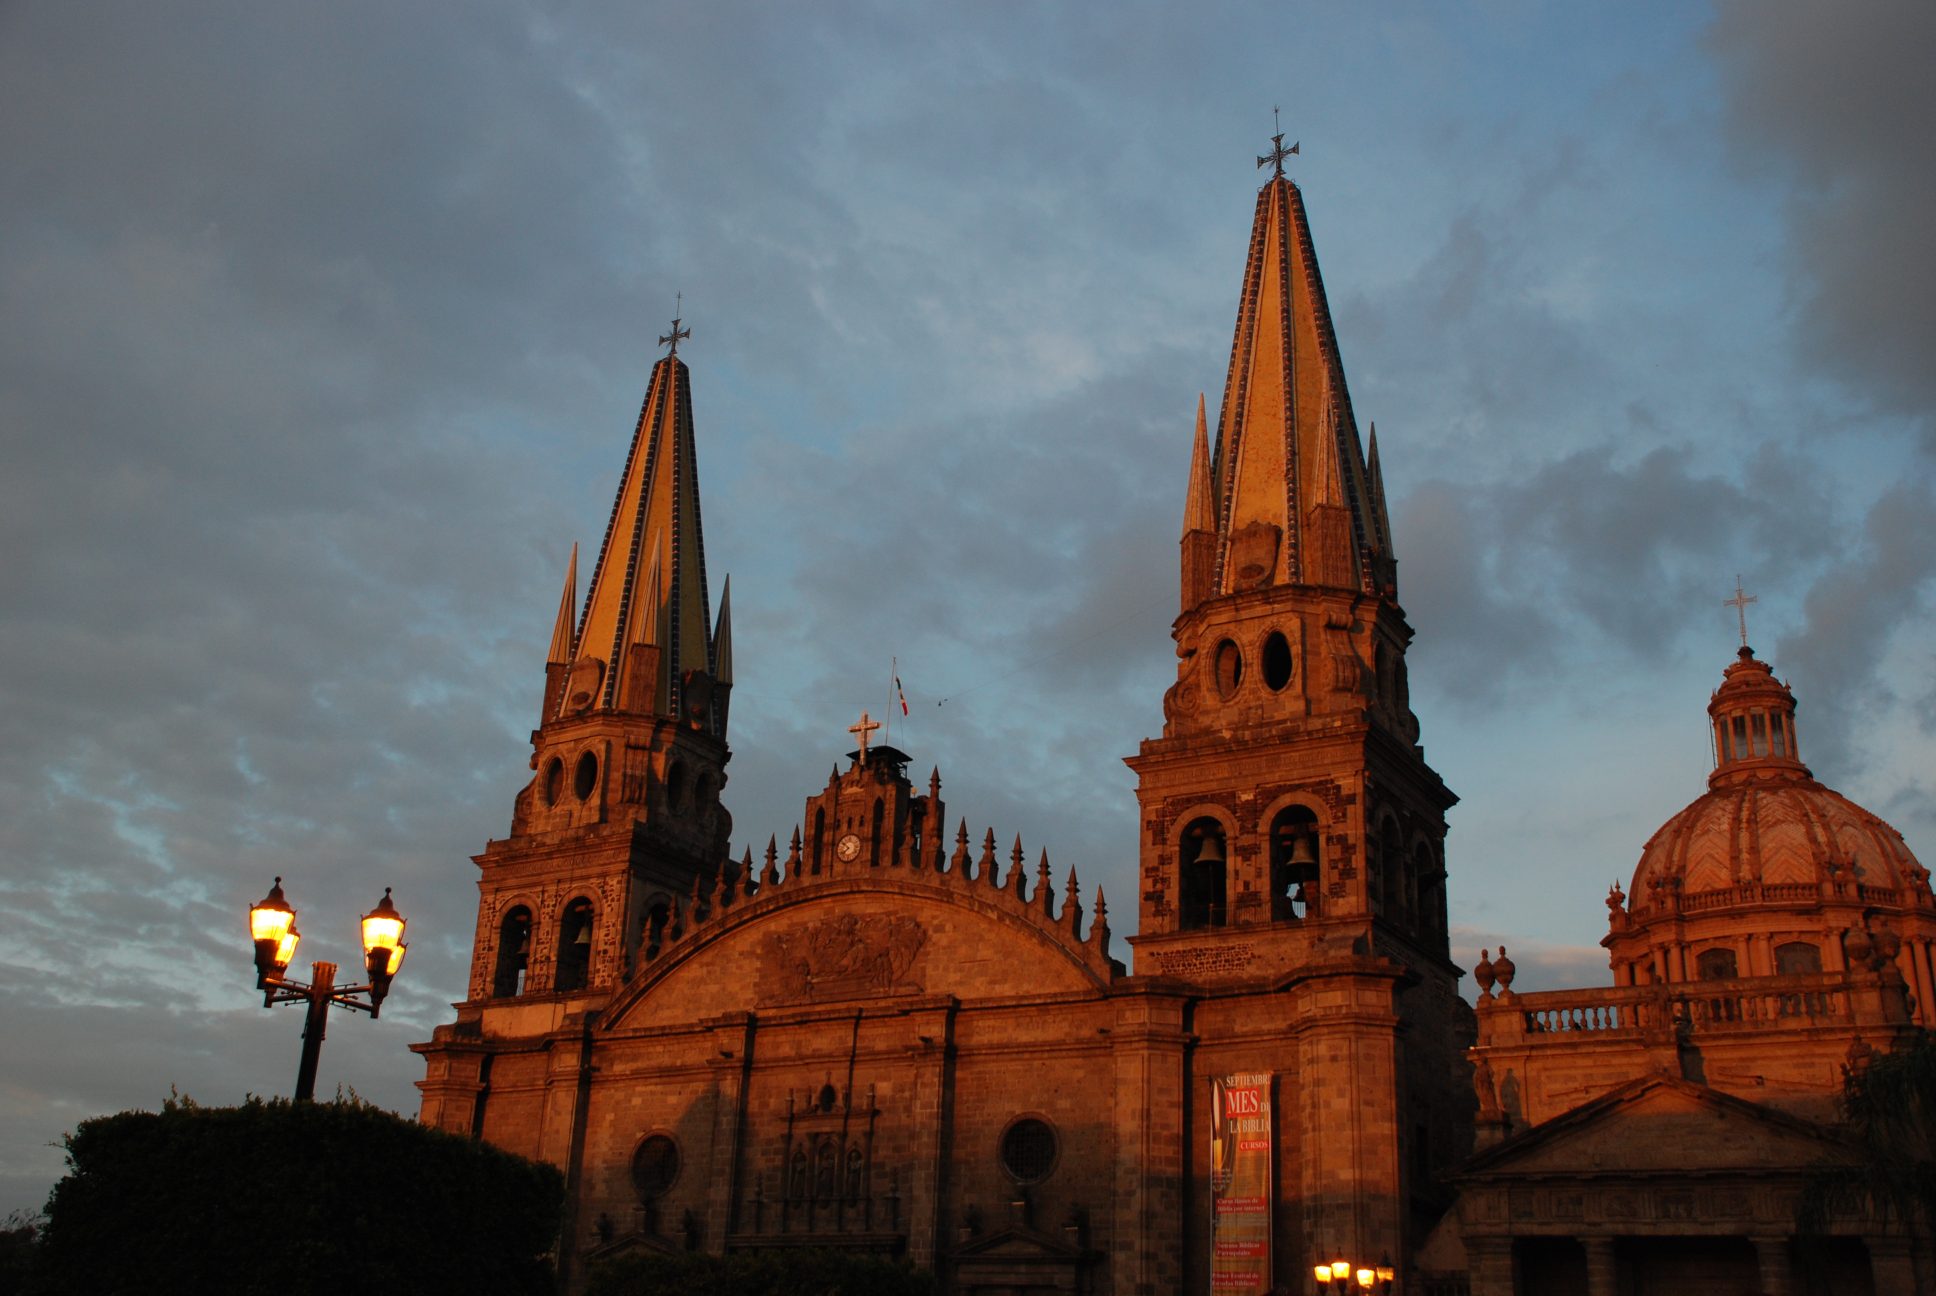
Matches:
[[2, 1, 1932, 1218]]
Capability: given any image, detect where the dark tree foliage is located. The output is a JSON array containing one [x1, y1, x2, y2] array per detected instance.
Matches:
[[0, 1211, 41, 1296], [1800, 1031, 1936, 1234], [585, 1247, 935, 1296], [33, 1094, 563, 1296]]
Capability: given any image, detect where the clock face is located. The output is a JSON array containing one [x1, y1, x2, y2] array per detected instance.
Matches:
[[836, 833, 862, 861]]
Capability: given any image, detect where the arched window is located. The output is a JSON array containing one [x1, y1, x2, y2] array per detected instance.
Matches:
[[1696, 947, 1738, 981], [811, 807, 826, 874], [1270, 806, 1321, 921], [1179, 817, 1228, 929], [555, 897, 594, 991], [1414, 843, 1442, 947], [1775, 941, 1821, 976], [493, 906, 532, 997], [869, 798, 885, 866], [664, 761, 686, 814]]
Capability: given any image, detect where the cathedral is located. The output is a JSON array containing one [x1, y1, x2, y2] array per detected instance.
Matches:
[[415, 141, 1931, 1296]]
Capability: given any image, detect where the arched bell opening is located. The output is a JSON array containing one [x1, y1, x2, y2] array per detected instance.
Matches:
[[642, 893, 672, 959], [555, 896, 595, 991], [1270, 806, 1321, 921], [1179, 818, 1229, 930], [493, 905, 532, 998]]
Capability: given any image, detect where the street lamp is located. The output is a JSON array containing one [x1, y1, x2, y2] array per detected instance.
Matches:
[[1314, 1251, 1395, 1294], [249, 877, 408, 1101]]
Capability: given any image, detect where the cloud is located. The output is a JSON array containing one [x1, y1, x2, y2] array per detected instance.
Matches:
[[1708, 0, 1936, 445]]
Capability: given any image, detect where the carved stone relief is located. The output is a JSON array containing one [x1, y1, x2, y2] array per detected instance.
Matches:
[[758, 914, 928, 1005]]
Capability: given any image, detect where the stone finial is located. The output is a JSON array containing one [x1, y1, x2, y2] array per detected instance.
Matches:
[[1007, 835, 1029, 897], [951, 819, 971, 874], [1474, 948, 1496, 998], [980, 829, 998, 885], [667, 895, 685, 942], [786, 826, 803, 877], [1090, 886, 1111, 954], [1037, 849, 1054, 914], [1493, 944, 1517, 995], [1064, 865, 1082, 931], [929, 766, 942, 800], [762, 835, 780, 887]]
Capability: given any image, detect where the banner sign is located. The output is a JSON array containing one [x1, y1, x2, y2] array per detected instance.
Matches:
[[1210, 1072, 1272, 1294]]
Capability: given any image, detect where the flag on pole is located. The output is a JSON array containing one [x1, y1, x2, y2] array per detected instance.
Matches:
[[894, 663, 909, 716]]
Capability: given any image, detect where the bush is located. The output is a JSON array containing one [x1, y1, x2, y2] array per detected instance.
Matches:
[[33, 1094, 562, 1296], [585, 1246, 934, 1296]]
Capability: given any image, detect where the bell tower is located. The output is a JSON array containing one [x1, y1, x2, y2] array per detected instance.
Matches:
[[462, 313, 734, 1007], [1127, 145, 1456, 981]]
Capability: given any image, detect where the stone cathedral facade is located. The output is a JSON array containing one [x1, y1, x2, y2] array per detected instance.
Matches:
[[416, 145, 1931, 1295]]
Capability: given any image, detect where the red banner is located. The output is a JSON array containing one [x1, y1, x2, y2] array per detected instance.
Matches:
[[1210, 1073, 1272, 1294]]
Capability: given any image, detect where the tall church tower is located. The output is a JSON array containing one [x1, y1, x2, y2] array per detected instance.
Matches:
[[1129, 139, 1455, 972], [1126, 143, 1467, 1269], [452, 318, 733, 1015]]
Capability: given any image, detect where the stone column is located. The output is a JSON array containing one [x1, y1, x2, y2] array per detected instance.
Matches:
[[1110, 993, 1187, 1296], [1583, 1236, 1616, 1296], [1751, 1234, 1792, 1296], [703, 1013, 755, 1251], [1465, 1236, 1514, 1296]]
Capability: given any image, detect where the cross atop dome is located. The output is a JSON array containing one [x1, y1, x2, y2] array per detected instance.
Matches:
[[1723, 575, 1757, 649]]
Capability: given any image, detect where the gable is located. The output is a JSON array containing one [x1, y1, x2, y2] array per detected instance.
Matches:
[[1470, 1080, 1850, 1179], [607, 881, 1110, 1031]]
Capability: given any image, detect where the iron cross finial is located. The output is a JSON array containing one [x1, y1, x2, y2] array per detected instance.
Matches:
[[1723, 575, 1758, 648], [659, 292, 691, 357], [1257, 109, 1299, 178], [848, 710, 881, 762]]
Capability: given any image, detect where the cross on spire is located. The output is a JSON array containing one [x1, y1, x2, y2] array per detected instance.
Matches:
[[1723, 575, 1758, 648], [848, 710, 881, 762], [658, 292, 691, 357], [1257, 107, 1298, 177]]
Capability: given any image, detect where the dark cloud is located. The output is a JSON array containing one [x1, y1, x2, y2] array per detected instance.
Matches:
[[1776, 478, 1936, 777], [1708, 0, 1936, 445], [1398, 441, 1836, 704]]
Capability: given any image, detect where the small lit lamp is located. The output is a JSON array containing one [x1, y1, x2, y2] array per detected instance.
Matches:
[[1356, 1268, 1374, 1288], [250, 877, 298, 988], [1377, 1255, 1396, 1290], [1315, 1263, 1334, 1285], [1331, 1260, 1351, 1282], [360, 887, 408, 1015]]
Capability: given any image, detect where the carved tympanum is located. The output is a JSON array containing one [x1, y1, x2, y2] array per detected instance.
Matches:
[[760, 914, 927, 1004]]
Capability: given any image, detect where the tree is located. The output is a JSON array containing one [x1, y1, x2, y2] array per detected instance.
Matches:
[[1800, 1031, 1936, 1235], [32, 1094, 563, 1295]]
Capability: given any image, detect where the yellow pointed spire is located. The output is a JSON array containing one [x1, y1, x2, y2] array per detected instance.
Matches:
[[563, 343, 723, 729], [1183, 393, 1215, 535], [546, 543, 578, 666], [1180, 394, 1217, 610], [1209, 154, 1385, 598], [713, 576, 733, 687]]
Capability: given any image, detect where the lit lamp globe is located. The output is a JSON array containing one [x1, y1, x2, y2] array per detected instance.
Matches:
[[1331, 1260, 1351, 1282], [1356, 1268, 1374, 1288], [1314, 1264, 1333, 1285], [249, 878, 299, 987], [360, 887, 407, 1013], [1377, 1256, 1396, 1284]]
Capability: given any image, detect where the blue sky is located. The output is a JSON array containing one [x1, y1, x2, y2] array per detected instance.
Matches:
[[2, 1, 1931, 1217]]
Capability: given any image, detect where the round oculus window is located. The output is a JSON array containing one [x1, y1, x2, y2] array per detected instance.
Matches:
[[1000, 1117, 1058, 1185], [574, 751, 598, 800], [631, 1134, 680, 1200], [1214, 640, 1243, 699], [1262, 630, 1293, 691]]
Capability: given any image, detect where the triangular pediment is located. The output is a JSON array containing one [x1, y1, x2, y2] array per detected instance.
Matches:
[[951, 1224, 1087, 1262], [1464, 1076, 1853, 1179]]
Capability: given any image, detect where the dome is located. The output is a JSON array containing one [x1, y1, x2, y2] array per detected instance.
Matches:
[[1632, 778, 1926, 902], [1604, 645, 1934, 998]]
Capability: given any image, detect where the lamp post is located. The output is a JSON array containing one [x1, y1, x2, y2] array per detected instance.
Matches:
[[248, 877, 408, 1101], [1314, 1251, 1396, 1294]]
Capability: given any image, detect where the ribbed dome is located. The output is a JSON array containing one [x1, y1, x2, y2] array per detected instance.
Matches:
[[1622, 645, 1930, 914], [1632, 778, 1926, 902]]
